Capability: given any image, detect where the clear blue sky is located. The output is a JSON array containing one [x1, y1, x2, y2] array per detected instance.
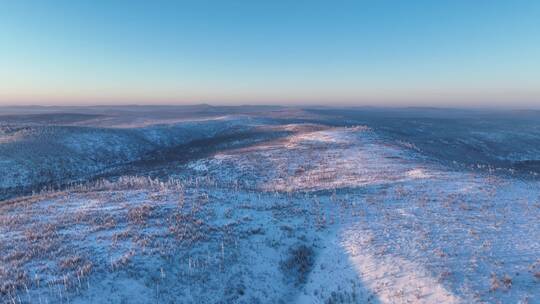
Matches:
[[1, 0, 539, 107]]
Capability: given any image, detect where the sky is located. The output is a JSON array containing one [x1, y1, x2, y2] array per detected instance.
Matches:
[[0, 0, 539, 107]]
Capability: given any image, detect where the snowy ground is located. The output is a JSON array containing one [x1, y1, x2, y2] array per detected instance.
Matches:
[[1, 123, 539, 303]]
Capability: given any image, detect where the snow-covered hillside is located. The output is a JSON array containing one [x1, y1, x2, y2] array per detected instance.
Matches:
[[0, 116, 259, 198], [2, 123, 539, 303]]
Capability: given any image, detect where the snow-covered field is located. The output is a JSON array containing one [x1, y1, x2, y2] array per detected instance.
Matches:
[[189, 125, 540, 303], [1, 111, 540, 303]]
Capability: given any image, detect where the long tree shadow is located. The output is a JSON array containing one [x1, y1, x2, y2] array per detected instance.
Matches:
[[295, 225, 382, 304]]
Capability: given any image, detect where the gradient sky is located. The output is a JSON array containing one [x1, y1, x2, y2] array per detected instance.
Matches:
[[1, 0, 539, 107]]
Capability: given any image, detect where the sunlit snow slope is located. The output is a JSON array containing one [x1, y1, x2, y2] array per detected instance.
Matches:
[[1, 120, 539, 303]]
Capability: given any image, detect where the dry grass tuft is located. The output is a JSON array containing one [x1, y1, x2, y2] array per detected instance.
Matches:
[[127, 203, 154, 226]]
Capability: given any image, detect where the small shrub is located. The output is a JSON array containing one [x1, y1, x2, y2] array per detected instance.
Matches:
[[502, 275, 512, 289], [59, 255, 83, 270], [490, 273, 500, 292], [282, 244, 315, 285]]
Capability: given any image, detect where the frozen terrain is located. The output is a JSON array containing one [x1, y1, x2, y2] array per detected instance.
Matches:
[[1, 106, 539, 303]]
